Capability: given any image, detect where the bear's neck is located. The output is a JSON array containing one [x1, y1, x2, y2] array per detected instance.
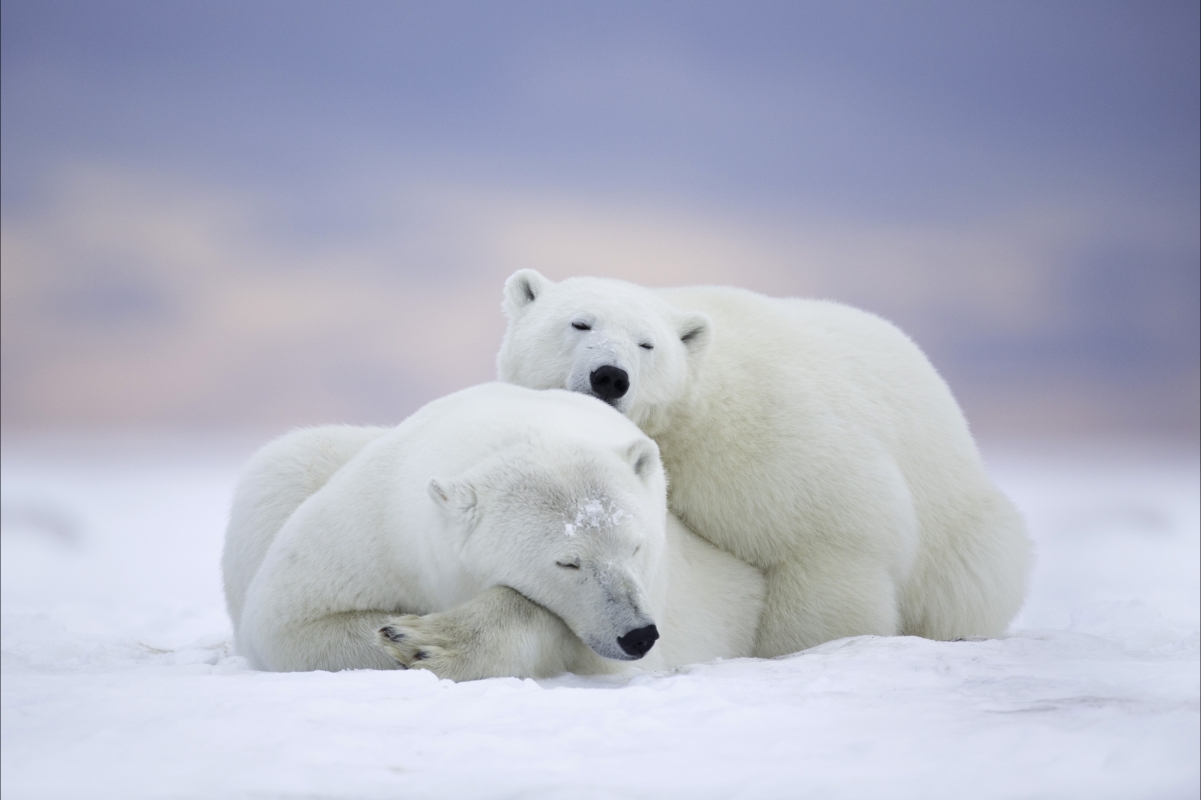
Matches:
[[639, 380, 711, 441]]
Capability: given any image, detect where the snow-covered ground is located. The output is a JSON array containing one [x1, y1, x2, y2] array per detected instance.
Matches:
[[2, 436, 1198, 799]]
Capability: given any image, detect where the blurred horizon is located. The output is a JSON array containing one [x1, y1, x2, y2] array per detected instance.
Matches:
[[2, 1, 1198, 441]]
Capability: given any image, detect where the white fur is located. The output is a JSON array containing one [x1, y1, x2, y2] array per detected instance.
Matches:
[[222, 383, 764, 678], [497, 271, 1032, 657]]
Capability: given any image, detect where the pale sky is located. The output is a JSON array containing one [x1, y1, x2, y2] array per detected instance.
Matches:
[[2, 1, 1198, 437]]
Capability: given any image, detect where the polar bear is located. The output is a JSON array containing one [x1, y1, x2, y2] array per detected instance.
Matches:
[[222, 382, 764, 678], [497, 271, 1031, 657]]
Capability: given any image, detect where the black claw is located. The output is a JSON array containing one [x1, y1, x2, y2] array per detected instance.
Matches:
[[380, 626, 406, 643]]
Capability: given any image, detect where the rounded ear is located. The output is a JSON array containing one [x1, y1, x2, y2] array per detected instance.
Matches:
[[428, 477, 479, 527], [622, 438, 662, 482], [676, 310, 713, 357], [503, 270, 551, 317]]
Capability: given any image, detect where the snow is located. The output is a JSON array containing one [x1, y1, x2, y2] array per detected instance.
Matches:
[[566, 498, 626, 537], [2, 437, 1198, 799]]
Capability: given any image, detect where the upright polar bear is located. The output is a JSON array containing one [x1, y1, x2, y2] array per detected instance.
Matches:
[[498, 271, 1031, 657], [223, 383, 763, 678]]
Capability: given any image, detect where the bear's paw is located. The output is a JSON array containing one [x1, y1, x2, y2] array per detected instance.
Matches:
[[377, 613, 471, 679]]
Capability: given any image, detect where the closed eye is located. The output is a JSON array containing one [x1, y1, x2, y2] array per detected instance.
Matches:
[[572, 322, 591, 331], [556, 560, 581, 569], [639, 342, 654, 350]]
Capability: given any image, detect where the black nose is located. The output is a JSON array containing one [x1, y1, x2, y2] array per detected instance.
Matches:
[[616, 624, 659, 658], [590, 366, 630, 404]]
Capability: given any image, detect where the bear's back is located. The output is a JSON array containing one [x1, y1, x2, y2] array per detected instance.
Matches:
[[394, 383, 650, 475], [223, 424, 391, 627]]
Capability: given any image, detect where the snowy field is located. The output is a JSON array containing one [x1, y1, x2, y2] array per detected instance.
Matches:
[[2, 435, 1198, 799]]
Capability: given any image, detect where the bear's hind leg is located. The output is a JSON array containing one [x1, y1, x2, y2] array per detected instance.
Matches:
[[754, 556, 900, 658]]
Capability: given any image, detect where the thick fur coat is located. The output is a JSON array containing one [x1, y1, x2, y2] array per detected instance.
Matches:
[[223, 383, 764, 678], [497, 272, 1031, 657]]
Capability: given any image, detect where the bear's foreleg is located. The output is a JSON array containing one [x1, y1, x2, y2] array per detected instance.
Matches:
[[241, 608, 405, 672], [377, 586, 614, 681], [754, 555, 901, 657]]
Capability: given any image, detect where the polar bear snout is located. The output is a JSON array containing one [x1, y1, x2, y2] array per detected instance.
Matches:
[[589, 365, 630, 405], [616, 623, 659, 658]]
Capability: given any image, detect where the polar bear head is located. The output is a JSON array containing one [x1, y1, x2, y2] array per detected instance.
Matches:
[[428, 429, 668, 661], [496, 270, 712, 435]]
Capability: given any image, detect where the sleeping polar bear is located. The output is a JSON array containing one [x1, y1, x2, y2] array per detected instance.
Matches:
[[222, 383, 763, 679], [497, 271, 1032, 657]]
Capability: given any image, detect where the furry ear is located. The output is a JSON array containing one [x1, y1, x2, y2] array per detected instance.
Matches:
[[676, 310, 713, 357], [428, 477, 478, 526], [623, 438, 661, 482], [503, 270, 550, 316]]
